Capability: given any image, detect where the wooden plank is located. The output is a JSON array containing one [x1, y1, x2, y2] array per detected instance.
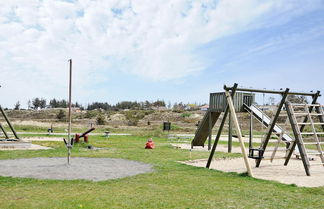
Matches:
[[228, 112, 232, 153], [0, 106, 19, 139], [191, 111, 221, 147], [285, 102, 310, 176], [225, 90, 253, 177], [270, 117, 289, 162], [0, 123, 9, 139], [305, 105, 324, 166], [256, 88, 289, 167], [208, 110, 212, 150]]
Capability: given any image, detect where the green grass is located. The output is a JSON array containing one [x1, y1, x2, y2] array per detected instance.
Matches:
[[0, 135, 324, 208]]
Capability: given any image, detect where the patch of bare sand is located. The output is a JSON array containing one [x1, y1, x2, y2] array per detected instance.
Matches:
[[174, 143, 324, 187], [23, 137, 63, 142], [183, 157, 324, 187], [171, 143, 242, 153], [0, 143, 51, 150]]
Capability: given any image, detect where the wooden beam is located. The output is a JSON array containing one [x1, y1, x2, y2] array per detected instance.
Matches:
[[208, 110, 212, 150], [256, 88, 289, 167], [0, 105, 19, 139], [225, 90, 254, 177], [0, 123, 9, 139], [284, 92, 319, 166], [206, 83, 238, 168], [228, 112, 232, 153]]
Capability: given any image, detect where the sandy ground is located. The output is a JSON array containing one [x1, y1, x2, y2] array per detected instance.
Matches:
[[23, 137, 64, 142], [0, 157, 153, 181], [0, 143, 52, 150], [0, 140, 51, 150], [183, 158, 324, 187], [174, 143, 324, 187], [171, 143, 243, 153]]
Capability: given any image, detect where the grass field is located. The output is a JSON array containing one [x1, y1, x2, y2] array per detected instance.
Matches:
[[0, 135, 324, 208]]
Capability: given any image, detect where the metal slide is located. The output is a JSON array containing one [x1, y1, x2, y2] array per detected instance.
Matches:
[[243, 104, 293, 142]]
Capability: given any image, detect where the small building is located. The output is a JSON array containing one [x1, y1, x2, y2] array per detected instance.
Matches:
[[200, 105, 209, 111]]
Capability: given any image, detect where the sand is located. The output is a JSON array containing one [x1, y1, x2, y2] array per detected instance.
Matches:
[[176, 142, 324, 187], [0, 157, 153, 181]]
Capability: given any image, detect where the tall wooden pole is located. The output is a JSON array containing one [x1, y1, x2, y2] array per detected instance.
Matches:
[[67, 59, 72, 164], [225, 90, 253, 177], [208, 110, 212, 150], [228, 112, 232, 153]]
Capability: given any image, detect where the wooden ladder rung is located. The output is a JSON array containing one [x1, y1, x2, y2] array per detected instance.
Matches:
[[294, 113, 322, 116], [300, 132, 324, 135], [297, 122, 324, 125], [263, 157, 286, 160], [265, 148, 287, 151], [310, 163, 324, 166], [303, 142, 324, 145], [306, 152, 322, 155], [291, 103, 321, 107]]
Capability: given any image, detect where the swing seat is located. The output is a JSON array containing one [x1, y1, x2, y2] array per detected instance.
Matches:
[[248, 148, 264, 159]]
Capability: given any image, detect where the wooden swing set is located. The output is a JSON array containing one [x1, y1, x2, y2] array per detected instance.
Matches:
[[192, 83, 324, 177]]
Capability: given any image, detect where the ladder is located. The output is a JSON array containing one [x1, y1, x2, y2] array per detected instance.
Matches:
[[286, 102, 324, 176]]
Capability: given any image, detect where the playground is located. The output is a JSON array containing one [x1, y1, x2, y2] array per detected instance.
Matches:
[[1, 66, 324, 207], [1, 135, 324, 208]]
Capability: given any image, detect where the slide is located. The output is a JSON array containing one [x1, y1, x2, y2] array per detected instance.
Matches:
[[243, 104, 293, 142], [191, 111, 221, 147]]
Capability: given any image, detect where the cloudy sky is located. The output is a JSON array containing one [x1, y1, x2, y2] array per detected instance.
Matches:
[[1, 0, 324, 108]]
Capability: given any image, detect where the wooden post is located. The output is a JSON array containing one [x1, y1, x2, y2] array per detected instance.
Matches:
[[0, 105, 19, 139], [249, 110, 253, 149], [225, 90, 254, 177], [206, 83, 238, 168], [67, 59, 73, 164], [0, 123, 9, 139], [208, 110, 212, 150], [228, 112, 232, 153], [256, 88, 289, 167]]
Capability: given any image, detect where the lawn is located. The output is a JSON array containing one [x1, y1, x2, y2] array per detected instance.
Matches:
[[0, 135, 323, 208]]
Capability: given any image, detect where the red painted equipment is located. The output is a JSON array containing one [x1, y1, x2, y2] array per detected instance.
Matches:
[[74, 127, 95, 143], [145, 138, 154, 149]]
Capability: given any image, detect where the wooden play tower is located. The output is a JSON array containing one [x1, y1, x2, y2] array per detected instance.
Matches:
[[191, 83, 324, 177]]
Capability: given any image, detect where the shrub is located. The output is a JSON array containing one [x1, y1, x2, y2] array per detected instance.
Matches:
[[56, 110, 66, 121], [181, 113, 191, 118], [96, 114, 106, 125]]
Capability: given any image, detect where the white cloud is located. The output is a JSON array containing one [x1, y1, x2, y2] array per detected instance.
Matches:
[[0, 0, 322, 107]]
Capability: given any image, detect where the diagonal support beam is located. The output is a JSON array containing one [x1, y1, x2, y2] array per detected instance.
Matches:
[[0, 123, 9, 139], [256, 88, 289, 167], [284, 91, 320, 166], [225, 90, 253, 177], [206, 83, 238, 168], [285, 102, 310, 175], [0, 105, 19, 139]]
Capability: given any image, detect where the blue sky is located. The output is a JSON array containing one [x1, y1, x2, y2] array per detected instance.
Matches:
[[0, 0, 324, 108]]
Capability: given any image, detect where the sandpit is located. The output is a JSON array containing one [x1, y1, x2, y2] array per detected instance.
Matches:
[[0, 157, 153, 181], [184, 157, 324, 187]]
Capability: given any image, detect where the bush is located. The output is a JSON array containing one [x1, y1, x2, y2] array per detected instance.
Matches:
[[181, 113, 191, 118], [56, 110, 66, 121], [96, 114, 106, 125], [85, 110, 98, 119]]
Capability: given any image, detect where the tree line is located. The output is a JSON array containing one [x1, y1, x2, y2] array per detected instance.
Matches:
[[14, 98, 181, 110]]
